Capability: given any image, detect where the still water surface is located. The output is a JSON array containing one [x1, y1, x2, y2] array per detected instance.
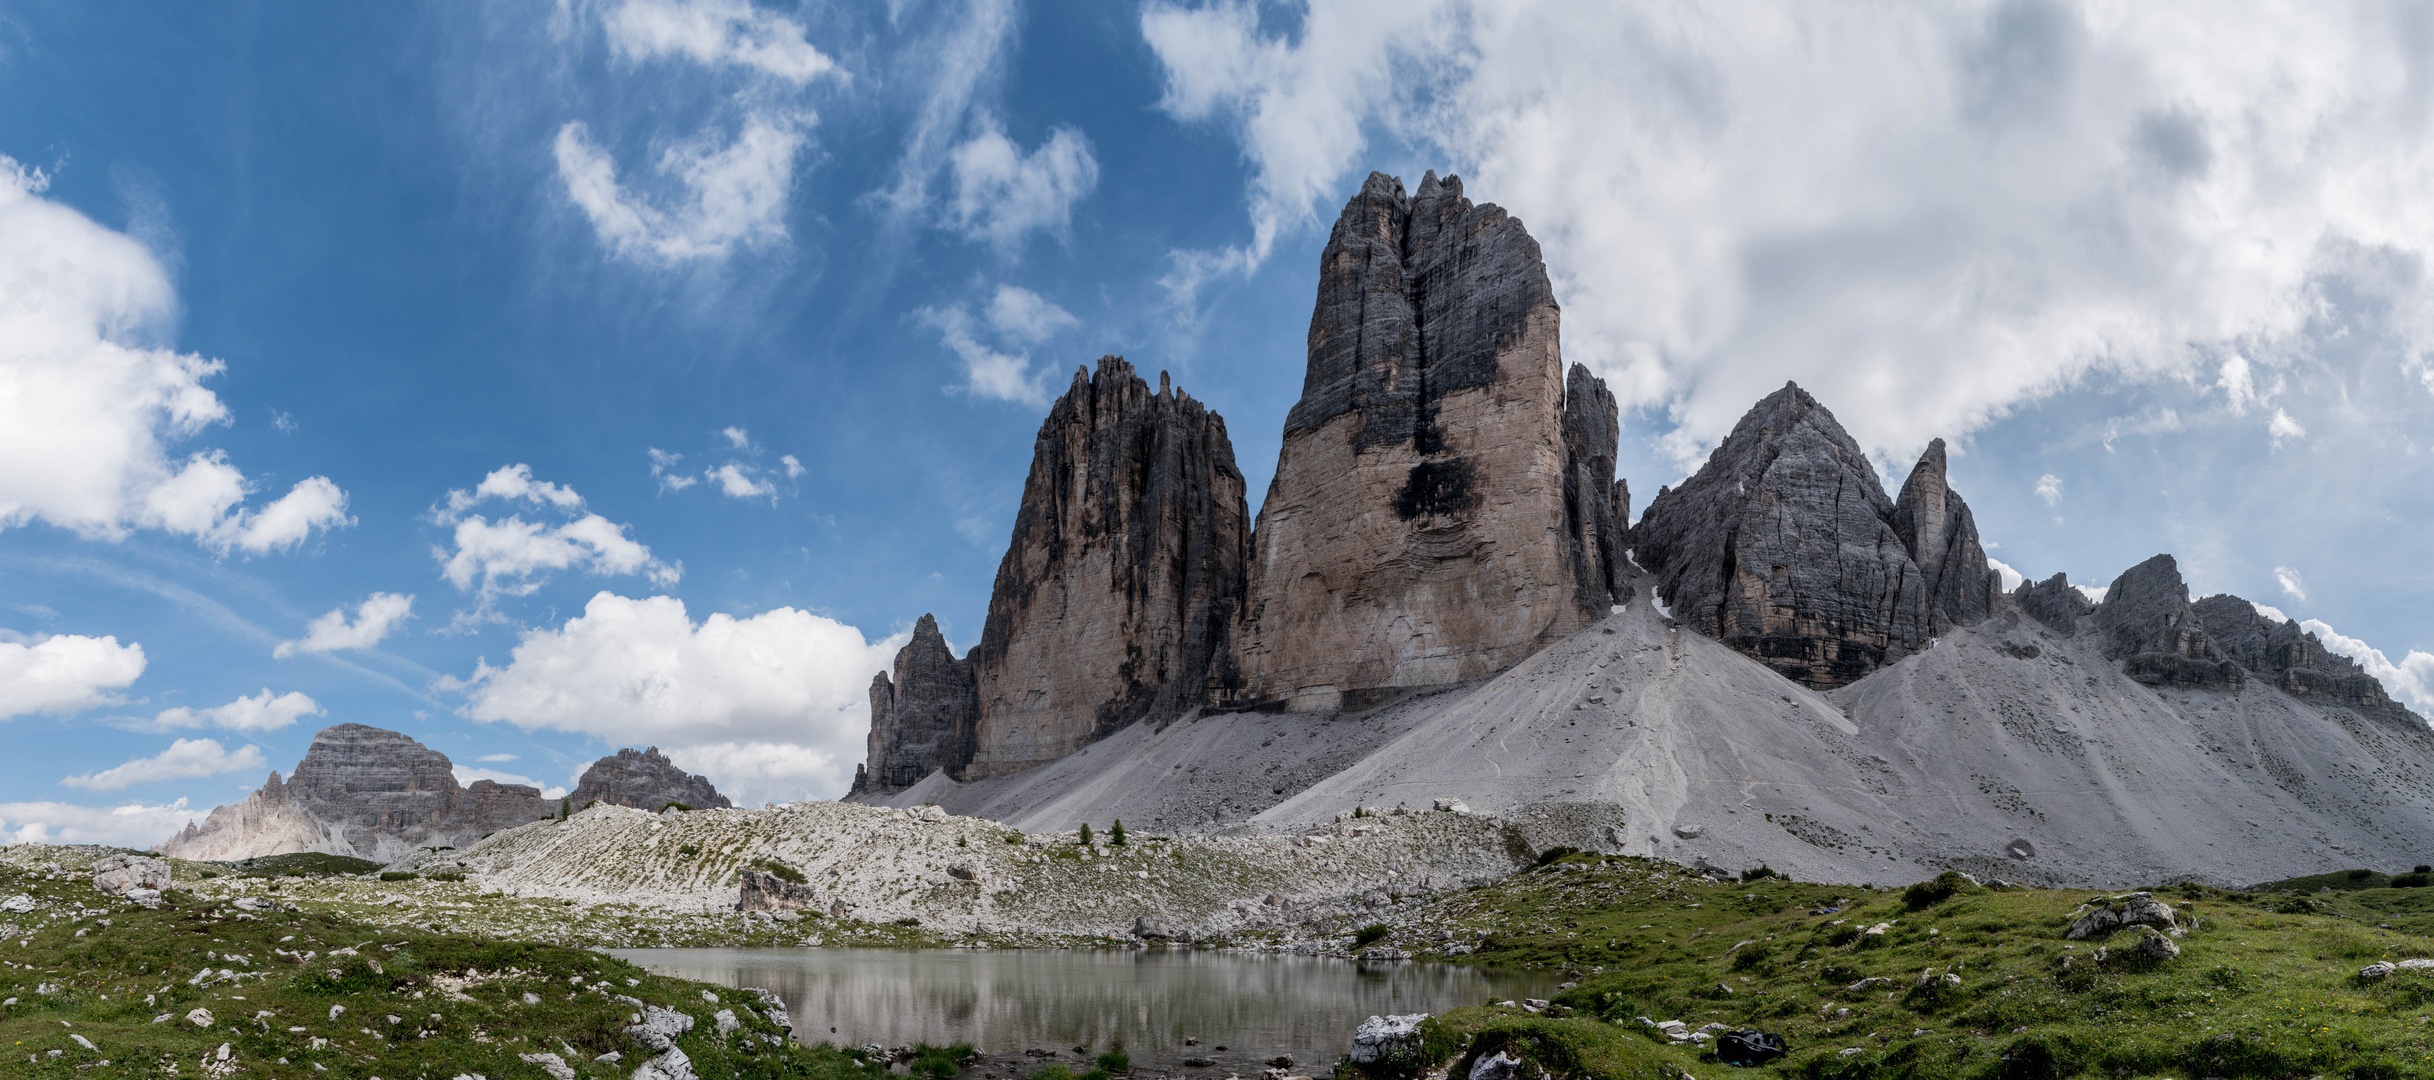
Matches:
[[612, 948, 1562, 1074]]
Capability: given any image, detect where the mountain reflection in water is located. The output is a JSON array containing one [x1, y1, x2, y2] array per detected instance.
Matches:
[[612, 948, 1562, 1073]]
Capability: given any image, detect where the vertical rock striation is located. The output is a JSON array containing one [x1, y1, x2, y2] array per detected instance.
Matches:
[[568, 747, 732, 811], [1891, 438, 2001, 633], [854, 614, 979, 794], [1632, 383, 1932, 689], [1223, 171, 1624, 712], [2191, 594, 2406, 715], [960, 357, 1252, 776], [1564, 364, 1633, 612], [2092, 555, 2244, 690], [2014, 572, 2095, 635], [159, 724, 553, 862]]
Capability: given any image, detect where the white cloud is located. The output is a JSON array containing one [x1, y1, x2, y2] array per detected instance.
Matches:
[[706, 462, 776, 499], [154, 688, 323, 733], [1986, 557, 2025, 592], [1141, 0, 2434, 460], [602, 0, 840, 84], [919, 289, 1080, 406], [947, 121, 1099, 249], [648, 448, 699, 492], [61, 738, 267, 792], [276, 592, 414, 658], [2034, 474, 2064, 507], [0, 157, 351, 552], [876, 0, 1020, 219], [0, 797, 193, 847], [780, 454, 804, 478], [2304, 618, 2434, 717], [985, 285, 1080, 344], [2269, 408, 2307, 447], [721, 426, 751, 450], [2072, 584, 2108, 605], [435, 467, 679, 602], [0, 632, 146, 719], [554, 112, 809, 263], [2272, 566, 2308, 603], [2218, 355, 2258, 415], [2249, 601, 2290, 623], [447, 591, 908, 803], [475, 752, 520, 763]]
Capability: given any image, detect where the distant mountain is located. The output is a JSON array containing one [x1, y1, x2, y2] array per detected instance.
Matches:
[[158, 725, 731, 863]]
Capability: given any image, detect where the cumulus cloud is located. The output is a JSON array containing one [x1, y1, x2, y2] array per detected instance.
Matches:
[[2218, 355, 2259, 415], [2304, 618, 2434, 717], [276, 592, 414, 658], [154, 688, 323, 733], [0, 157, 351, 552], [650, 434, 792, 500], [446, 591, 908, 804], [919, 285, 1080, 405], [2273, 567, 2308, 603], [706, 462, 776, 498], [602, 0, 839, 83], [947, 121, 1099, 249], [60, 738, 266, 792], [780, 454, 804, 478], [555, 113, 810, 263], [0, 797, 193, 847], [1142, 0, 2434, 459], [0, 632, 146, 720], [722, 426, 751, 450], [2268, 408, 2307, 447], [434, 466, 678, 603], [648, 448, 699, 492], [2034, 474, 2063, 507]]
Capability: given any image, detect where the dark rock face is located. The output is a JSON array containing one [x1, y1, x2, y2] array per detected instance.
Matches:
[[1632, 383, 1931, 689], [569, 746, 731, 812], [1891, 439, 2000, 633], [1226, 171, 1621, 710], [739, 869, 822, 913], [2093, 555, 2244, 690], [2015, 572, 2095, 634], [159, 723, 552, 862], [961, 357, 1252, 776], [1564, 364, 1633, 612], [2192, 594, 2405, 714], [855, 614, 978, 794]]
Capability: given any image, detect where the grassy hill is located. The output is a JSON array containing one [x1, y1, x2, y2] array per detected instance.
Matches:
[[0, 855, 881, 1079], [1352, 854, 2434, 1080]]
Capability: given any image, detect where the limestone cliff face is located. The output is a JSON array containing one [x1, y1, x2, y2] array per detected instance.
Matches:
[[1224, 171, 1623, 711], [854, 614, 978, 794], [1891, 439, 2001, 634], [1564, 364, 1633, 613], [2191, 594, 2406, 715], [960, 357, 1252, 776], [2015, 572, 2094, 635], [1633, 383, 1933, 689], [158, 724, 553, 862], [2093, 555, 2245, 691], [568, 746, 731, 811]]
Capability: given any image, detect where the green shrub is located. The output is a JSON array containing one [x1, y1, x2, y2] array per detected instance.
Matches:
[[1033, 1067, 1077, 1080], [1904, 870, 1969, 909], [380, 871, 418, 882], [894, 916, 921, 927], [1729, 940, 1772, 971], [1740, 864, 1782, 882], [909, 1043, 974, 1080], [2393, 872, 2431, 889], [752, 859, 807, 884], [1534, 846, 1582, 867], [958, 835, 968, 847], [1354, 924, 1392, 947], [1095, 1052, 1129, 1074], [427, 872, 466, 883], [1079, 822, 1094, 845], [677, 843, 701, 858], [1004, 833, 1025, 844], [1111, 819, 1126, 846]]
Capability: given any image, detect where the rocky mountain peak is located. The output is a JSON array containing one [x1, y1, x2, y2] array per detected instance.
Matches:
[[2093, 554, 2244, 690], [856, 613, 978, 794], [1891, 438, 2001, 633], [2014, 572, 2094, 634], [1633, 382, 1932, 688], [569, 746, 731, 812], [1225, 169, 1618, 711], [2191, 594, 2411, 717]]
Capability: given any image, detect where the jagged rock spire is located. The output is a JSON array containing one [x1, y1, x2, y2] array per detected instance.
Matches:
[[2093, 555, 2244, 690], [1892, 438, 2001, 633]]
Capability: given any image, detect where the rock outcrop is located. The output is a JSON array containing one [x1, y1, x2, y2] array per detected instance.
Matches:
[[1564, 364, 1633, 612], [961, 357, 1252, 776], [2192, 594, 2404, 714], [158, 724, 553, 862], [569, 747, 730, 812], [2092, 555, 2244, 690], [2015, 573, 2094, 635], [854, 614, 979, 795], [1222, 171, 1624, 711], [1891, 439, 2001, 633], [1632, 383, 1935, 689]]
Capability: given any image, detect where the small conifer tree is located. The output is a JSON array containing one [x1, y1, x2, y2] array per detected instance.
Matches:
[[1111, 819, 1127, 846], [558, 797, 571, 820], [1079, 822, 1094, 845]]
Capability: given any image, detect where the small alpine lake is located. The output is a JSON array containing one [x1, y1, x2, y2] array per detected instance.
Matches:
[[611, 947, 1564, 1075]]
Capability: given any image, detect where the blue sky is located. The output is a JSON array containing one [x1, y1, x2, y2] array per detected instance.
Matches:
[[3, 0, 2429, 846]]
